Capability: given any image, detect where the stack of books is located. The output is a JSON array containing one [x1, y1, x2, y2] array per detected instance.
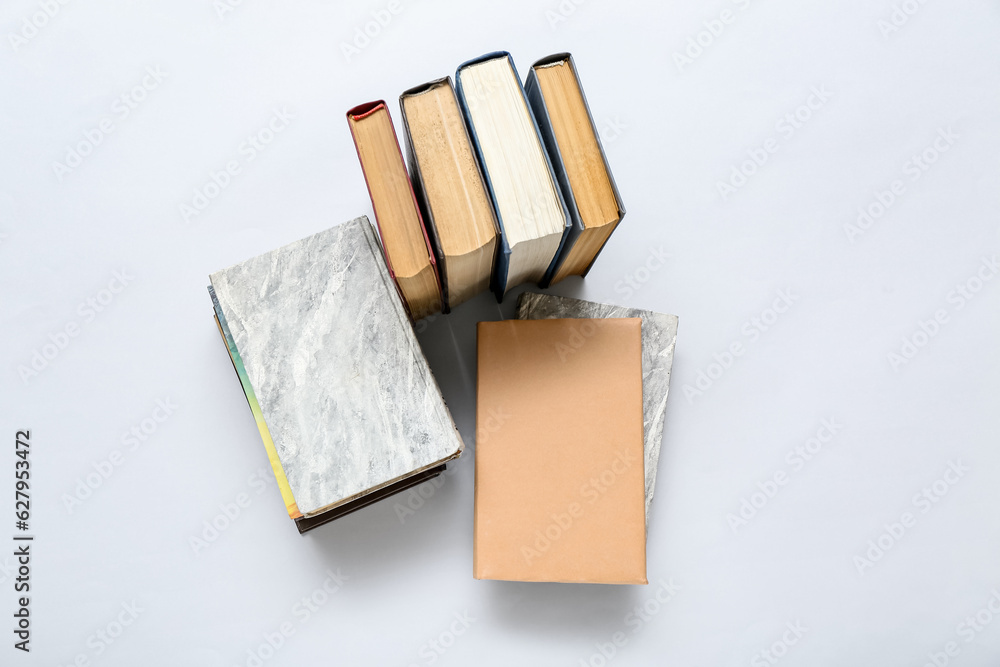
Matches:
[[209, 218, 464, 533], [207, 51, 679, 585], [348, 51, 625, 317]]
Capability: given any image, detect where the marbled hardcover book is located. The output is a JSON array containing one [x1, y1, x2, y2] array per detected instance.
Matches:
[[209, 216, 464, 533], [516, 292, 678, 522]]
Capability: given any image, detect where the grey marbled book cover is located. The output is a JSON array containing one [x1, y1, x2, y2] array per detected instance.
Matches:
[[210, 216, 464, 517], [516, 292, 678, 521]]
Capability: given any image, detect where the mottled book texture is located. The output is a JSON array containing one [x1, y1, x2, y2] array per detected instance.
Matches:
[[209, 216, 464, 532]]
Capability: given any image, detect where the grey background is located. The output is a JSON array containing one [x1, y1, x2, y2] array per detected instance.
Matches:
[[1, 0, 998, 665]]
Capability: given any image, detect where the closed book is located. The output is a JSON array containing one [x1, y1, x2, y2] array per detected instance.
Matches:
[[455, 51, 571, 300], [208, 217, 464, 533], [347, 101, 442, 320], [524, 53, 625, 285], [516, 292, 678, 521], [475, 318, 647, 584], [399, 77, 499, 311]]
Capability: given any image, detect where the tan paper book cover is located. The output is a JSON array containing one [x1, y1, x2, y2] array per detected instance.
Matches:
[[474, 318, 647, 584]]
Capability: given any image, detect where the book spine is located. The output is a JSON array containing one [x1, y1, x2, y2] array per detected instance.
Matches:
[[346, 101, 443, 319]]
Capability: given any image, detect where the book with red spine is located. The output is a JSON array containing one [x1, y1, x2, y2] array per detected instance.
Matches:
[[347, 101, 442, 320]]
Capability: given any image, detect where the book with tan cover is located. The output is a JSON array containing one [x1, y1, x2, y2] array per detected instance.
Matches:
[[524, 53, 625, 285], [474, 318, 647, 584], [516, 292, 678, 523]]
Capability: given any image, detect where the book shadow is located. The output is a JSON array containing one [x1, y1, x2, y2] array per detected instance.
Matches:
[[302, 279, 635, 639], [485, 579, 650, 640], [301, 454, 472, 576]]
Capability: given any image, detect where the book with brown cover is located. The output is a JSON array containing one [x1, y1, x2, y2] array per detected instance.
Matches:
[[347, 101, 442, 320], [474, 318, 647, 584], [399, 77, 499, 312], [524, 53, 625, 284]]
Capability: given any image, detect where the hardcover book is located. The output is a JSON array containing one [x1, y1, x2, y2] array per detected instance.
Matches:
[[208, 217, 464, 533], [475, 318, 647, 584], [399, 77, 499, 311], [347, 101, 442, 320], [516, 292, 678, 521], [455, 51, 571, 300], [524, 53, 625, 285]]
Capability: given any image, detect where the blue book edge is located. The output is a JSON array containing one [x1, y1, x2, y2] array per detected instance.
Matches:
[[456, 51, 572, 300]]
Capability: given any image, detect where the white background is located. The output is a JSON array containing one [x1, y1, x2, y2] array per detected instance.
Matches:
[[1, 0, 999, 665]]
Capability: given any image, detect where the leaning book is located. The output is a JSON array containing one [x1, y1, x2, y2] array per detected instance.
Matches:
[[208, 216, 464, 533]]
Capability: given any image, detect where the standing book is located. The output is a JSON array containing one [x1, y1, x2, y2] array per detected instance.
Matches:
[[348, 101, 442, 320], [399, 77, 499, 311], [524, 53, 625, 285], [455, 51, 571, 300]]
